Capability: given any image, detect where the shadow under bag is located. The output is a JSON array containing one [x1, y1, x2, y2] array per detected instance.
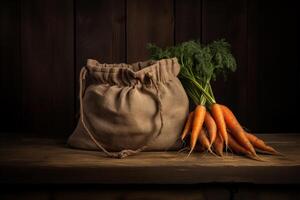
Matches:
[[68, 58, 189, 158]]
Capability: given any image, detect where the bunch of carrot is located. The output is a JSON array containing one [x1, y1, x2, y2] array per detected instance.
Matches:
[[181, 103, 280, 160], [148, 39, 280, 160]]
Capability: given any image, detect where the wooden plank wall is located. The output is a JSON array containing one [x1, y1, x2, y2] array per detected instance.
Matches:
[[20, 0, 74, 135], [0, 0, 299, 136]]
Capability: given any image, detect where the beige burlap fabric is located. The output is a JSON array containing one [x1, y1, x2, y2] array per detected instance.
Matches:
[[67, 58, 189, 158]]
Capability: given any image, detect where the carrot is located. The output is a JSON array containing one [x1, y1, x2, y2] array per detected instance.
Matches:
[[213, 133, 224, 156], [228, 133, 250, 155], [211, 103, 228, 147], [189, 105, 206, 154], [220, 105, 256, 156], [246, 133, 281, 155], [204, 111, 217, 145], [181, 112, 194, 141], [228, 134, 263, 161], [198, 129, 211, 152]]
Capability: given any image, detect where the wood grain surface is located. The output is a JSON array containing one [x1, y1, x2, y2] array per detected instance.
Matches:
[[0, 134, 299, 184]]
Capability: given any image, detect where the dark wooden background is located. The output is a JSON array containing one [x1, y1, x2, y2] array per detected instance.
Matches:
[[0, 0, 299, 136]]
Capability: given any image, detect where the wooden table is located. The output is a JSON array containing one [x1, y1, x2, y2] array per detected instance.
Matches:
[[1, 134, 299, 184]]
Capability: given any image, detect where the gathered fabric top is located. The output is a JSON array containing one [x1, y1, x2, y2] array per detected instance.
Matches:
[[85, 58, 180, 86]]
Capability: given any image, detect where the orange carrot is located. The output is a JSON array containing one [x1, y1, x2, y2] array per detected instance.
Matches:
[[204, 112, 217, 145], [220, 105, 256, 156], [213, 133, 224, 156], [189, 105, 206, 153], [228, 133, 250, 155], [228, 134, 262, 161], [198, 129, 211, 151], [211, 103, 228, 147], [181, 112, 194, 141], [246, 133, 281, 155]]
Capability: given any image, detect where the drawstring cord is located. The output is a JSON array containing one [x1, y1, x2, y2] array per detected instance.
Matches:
[[79, 68, 164, 158], [145, 72, 164, 139]]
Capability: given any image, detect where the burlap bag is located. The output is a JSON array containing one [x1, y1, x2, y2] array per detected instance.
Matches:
[[67, 58, 189, 158]]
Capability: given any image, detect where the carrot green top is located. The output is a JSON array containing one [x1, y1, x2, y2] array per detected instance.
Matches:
[[148, 39, 237, 106]]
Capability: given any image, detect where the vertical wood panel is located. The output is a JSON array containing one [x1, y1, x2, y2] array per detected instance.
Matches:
[[175, 0, 202, 44], [127, 0, 174, 63], [0, 0, 21, 132], [21, 0, 74, 135], [202, 0, 248, 127], [76, 0, 126, 65]]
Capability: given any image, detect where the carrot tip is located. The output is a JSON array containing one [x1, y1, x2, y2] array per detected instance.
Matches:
[[251, 149, 258, 157], [245, 150, 265, 161], [186, 148, 194, 158], [214, 149, 224, 157], [248, 154, 265, 162], [224, 142, 229, 153], [268, 147, 284, 156], [263, 149, 284, 156], [208, 148, 218, 157], [273, 151, 284, 156], [215, 153, 223, 157]]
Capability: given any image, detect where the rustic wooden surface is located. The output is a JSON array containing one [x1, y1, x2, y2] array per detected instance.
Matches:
[[0, 134, 299, 184]]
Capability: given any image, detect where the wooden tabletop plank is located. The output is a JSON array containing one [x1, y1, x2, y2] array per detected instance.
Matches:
[[0, 134, 299, 184]]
